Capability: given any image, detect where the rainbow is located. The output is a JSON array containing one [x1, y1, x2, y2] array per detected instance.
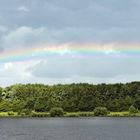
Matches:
[[0, 43, 140, 63]]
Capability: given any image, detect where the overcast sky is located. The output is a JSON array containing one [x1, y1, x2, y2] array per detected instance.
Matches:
[[0, 0, 140, 86]]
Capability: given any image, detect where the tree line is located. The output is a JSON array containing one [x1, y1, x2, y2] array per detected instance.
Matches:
[[0, 82, 140, 113]]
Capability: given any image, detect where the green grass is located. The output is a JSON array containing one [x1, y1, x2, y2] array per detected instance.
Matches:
[[0, 111, 140, 117], [31, 112, 50, 117], [0, 112, 18, 117], [108, 111, 140, 117]]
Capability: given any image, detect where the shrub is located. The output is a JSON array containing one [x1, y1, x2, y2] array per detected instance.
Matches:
[[21, 109, 31, 116], [133, 98, 140, 110], [129, 106, 138, 114], [94, 107, 108, 116], [17, 111, 26, 116], [50, 107, 64, 117], [8, 112, 14, 116]]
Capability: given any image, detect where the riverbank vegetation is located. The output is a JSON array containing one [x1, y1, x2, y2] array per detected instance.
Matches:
[[0, 82, 140, 117]]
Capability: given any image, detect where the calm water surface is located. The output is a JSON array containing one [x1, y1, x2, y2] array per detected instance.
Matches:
[[0, 117, 140, 140]]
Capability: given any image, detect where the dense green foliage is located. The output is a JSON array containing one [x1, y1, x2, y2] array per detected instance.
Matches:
[[94, 107, 108, 116], [0, 82, 140, 113], [133, 98, 140, 110], [50, 108, 64, 117], [129, 106, 138, 114]]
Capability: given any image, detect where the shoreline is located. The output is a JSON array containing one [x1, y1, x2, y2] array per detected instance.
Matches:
[[0, 111, 140, 118]]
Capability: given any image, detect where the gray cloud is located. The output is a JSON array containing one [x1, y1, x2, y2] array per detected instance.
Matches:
[[1, 25, 139, 53], [0, 0, 140, 86], [28, 54, 140, 79], [0, 0, 139, 43], [1, 26, 47, 50]]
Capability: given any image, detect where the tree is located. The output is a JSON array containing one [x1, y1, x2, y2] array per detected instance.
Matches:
[[108, 99, 120, 111], [1, 82, 140, 114], [0, 100, 12, 112], [34, 97, 48, 112], [12, 99, 26, 113], [0, 87, 3, 101], [24, 98, 35, 111]]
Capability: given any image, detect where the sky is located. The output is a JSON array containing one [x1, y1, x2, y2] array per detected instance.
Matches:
[[0, 0, 140, 86]]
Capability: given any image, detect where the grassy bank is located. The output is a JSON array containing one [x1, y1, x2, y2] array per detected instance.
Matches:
[[108, 112, 140, 117], [0, 111, 140, 117], [65, 111, 140, 117]]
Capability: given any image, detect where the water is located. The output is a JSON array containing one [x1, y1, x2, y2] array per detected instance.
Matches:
[[0, 117, 140, 140]]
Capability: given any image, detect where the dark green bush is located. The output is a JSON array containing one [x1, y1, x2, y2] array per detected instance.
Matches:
[[129, 105, 138, 114], [8, 112, 14, 116], [50, 108, 64, 117], [21, 109, 31, 116], [133, 98, 140, 110], [94, 107, 108, 116]]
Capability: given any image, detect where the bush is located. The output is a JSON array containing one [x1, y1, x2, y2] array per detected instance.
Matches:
[[50, 108, 64, 117], [133, 98, 140, 110], [21, 109, 31, 116], [94, 107, 108, 116], [129, 106, 138, 114], [8, 112, 14, 116]]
